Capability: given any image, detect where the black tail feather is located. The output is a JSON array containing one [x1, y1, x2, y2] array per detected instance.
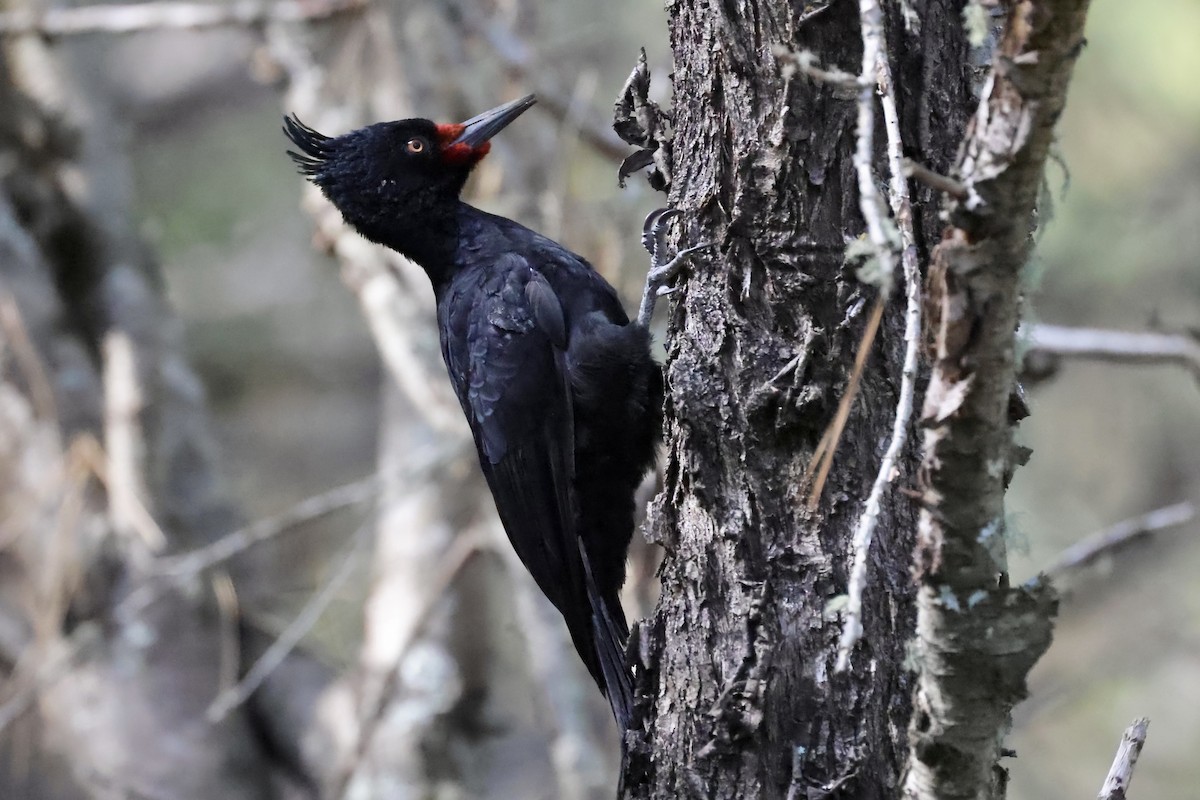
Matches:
[[579, 543, 633, 732]]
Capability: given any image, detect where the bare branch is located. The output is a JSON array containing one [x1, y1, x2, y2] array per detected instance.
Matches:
[[448, 0, 628, 162], [0, 623, 101, 736], [905, 0, 1095, 795], [836, 44, 923, 672], [806, 0, 899, 511], [211, 571, 241, 701], [805, 297, 885, 508], [1098, 718, 1150, 800], [0, 0, 367, 38], [102, 330, 164, 563], [206, 520, 371, 722], [902, 158, 969, 200], [150, 473, 377, 576], [1045, 502, 1196, 579], [330, 532, 488, 800], [772, 45, 864, 91], [0, 294, 57, 421], [851, 0, 897, 289], [1024, 323, 1200, 384], [115, 445, 459, 622]]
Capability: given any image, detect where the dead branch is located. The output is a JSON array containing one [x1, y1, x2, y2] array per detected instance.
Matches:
[[836, 41, 923, 671], [1045, 501, 1196, 579], [102, 330, 164, 564], [207, 520, 371, 722], [771, 44, 864, 91], [851, 0, 897, 289], [805, 0, 901, 511], [1024, 323, 1200, 384], [805, 297, 885, 508], [905, 0, 1095, 796], [0, 0, 366, 38], [903, 158, 969, 200], [149, 472, 378, 574], [0, 623, 101, 736], [0, 294, 57, 421], [447, 0, 628, 163], [1098, 718, 1149, 800], [330, 531, 488, 800]]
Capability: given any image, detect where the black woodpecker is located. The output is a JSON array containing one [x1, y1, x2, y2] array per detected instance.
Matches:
[[285, 95, 666, 732]]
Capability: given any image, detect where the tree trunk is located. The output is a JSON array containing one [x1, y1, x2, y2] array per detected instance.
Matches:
[[626, 2, 975, 797]]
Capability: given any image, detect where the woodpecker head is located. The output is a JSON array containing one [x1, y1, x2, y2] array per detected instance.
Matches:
[[283, 95, 536, 248]]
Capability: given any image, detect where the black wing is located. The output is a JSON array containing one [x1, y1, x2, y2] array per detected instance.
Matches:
[[440, 254, 632, 727]]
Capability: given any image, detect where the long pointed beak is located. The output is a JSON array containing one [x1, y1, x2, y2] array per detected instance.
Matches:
[[451, 94, 537, 148]]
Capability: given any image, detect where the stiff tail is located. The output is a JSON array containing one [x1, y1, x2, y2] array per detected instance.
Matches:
[[579, 543, 634, 732]]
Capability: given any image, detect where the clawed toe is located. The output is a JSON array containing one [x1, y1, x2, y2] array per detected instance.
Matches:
[[647, 241, 714, 284], [642, 207, 682, 268], [636, 207, 714, 327]]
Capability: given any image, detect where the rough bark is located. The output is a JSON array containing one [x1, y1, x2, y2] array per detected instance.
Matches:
[[905, 2, 1092, 797], [625, 2, 975, 797]]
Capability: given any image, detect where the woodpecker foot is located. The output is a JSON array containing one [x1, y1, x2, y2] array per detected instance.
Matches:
[[637, 208, 711, 327]]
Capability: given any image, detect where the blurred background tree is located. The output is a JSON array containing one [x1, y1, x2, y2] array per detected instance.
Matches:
[[0, 0, 1196, 798]]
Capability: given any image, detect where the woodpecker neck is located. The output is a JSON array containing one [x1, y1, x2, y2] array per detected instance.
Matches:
[[351, 197, 467, 287]]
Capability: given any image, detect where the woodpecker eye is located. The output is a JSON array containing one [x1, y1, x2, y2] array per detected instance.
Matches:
[[405, 137, 428, 155]]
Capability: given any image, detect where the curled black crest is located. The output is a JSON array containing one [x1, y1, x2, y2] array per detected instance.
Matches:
[[283, 114, 333, 177]]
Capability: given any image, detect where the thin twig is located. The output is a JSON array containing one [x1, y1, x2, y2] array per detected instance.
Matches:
[[1044, 501, 1196, 579], [806, 297, 886, 508], [850, 0, 896, 284], [114, 449, 465, 619], [449, 0, 627, 162], [206, 519, 371, 722], [1024, 323, 1200, 385], [806, 0, 896, 510], [211, 571, 241, 701], [0, 294, 57, 421], [0, 623, 102, 736], [772, 44, 865, 91], [835, 45, 923, 672], [102, 330, 165, 562], [330, 532, 488, 800], [1098, 718, 1149, 800], [150, 475, 376, 573], [0, 0, 367, 37], [903, 158, 969, 200]]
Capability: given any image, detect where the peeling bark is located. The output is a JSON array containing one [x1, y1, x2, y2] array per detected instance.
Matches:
[[905, 2, 1093, 798]]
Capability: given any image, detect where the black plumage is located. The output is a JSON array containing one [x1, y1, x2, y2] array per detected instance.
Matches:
[[284, 96, 661, 731]]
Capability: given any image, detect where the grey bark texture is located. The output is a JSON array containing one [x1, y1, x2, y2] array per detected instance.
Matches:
[[623, 2, 974, 797], [623, 0, 1088, 798]]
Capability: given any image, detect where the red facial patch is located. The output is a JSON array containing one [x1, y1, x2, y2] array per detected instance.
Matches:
[[435, 123, 490, 166]]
